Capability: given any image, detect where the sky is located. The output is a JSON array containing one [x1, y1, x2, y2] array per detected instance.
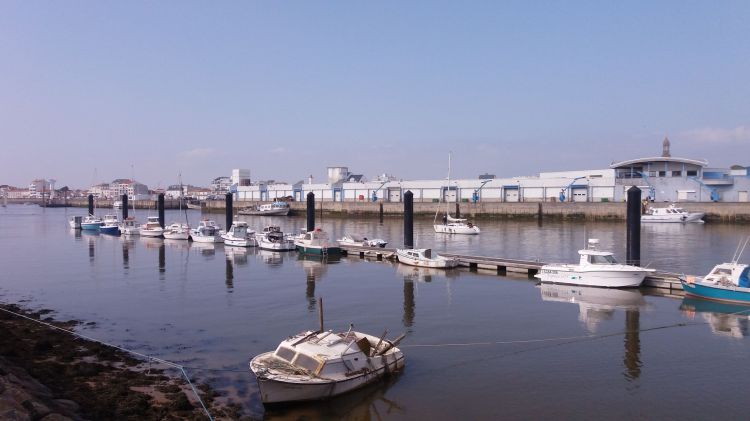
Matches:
[[1, 1, 749, 189]]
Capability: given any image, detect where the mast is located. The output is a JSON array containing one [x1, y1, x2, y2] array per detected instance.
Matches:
[[447, 152, 451, 217]]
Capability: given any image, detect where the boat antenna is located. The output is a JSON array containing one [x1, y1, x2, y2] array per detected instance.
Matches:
[[735, 236, 750, 263]]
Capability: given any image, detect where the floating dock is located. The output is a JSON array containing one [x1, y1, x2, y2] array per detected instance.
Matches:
[[338, 245, 684, 291]]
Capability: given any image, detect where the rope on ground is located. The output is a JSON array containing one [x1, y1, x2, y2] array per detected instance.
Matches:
[[0, 306, 214, 421]]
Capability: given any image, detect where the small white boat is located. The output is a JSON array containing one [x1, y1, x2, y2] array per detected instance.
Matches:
[[191, 219, 223, 243], [642, 204, 704, 223], [294, 228, 342, 256], [221, 221, 258, 247], [535, 239, 654, 288], [256, 226, 296, 251], [239, 201, 291, 216], [139, 216, 164, 238], [250, 328, 405, 404], [338, 234, 388, 248], [112, 200, 123, 209], [163, 223, 190, 240], [186, 200, 203, 210], [80, 215, 104, 231], [433, 214, 481, 235], [119, 217, 141, 236], [680, 239, 750, 304], [396, 248, 458, 268]]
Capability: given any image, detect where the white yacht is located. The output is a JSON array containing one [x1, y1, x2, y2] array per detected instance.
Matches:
[[112, 200, 123, 209], [433, 153, 480, 235], [250, 328, 405, 404], [642, 204, 704, 223], [163, 223, 190, 240], [338, 234, 388, 248], [239, 201, 290, 216], [139, 216, 165, 238], [535, 239, 654, 288], [396, 248, 459, 269], [119, 216, 141, 236], [191, 219, 223, 243], [256, 226, 296, 251], [221, 221, 258, 247]]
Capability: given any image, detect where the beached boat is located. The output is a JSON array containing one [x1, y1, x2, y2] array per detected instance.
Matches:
[[250, 328, 405, 404], [191, 219, 223, 243], [396, 248, 458, 268], [338, 234, 388, 248], [294, 228, 342, 256], [80, 215, 104, 231], [221, 221, 258, 247], [535, 239, 654, 288], [256, 226, 296, 251], [139, 216, 164, 238], [433, 153, 480, 235], [119, 216, 141, 236], [642, 204, 704, 223], [239, 201, 291, 216], [680, 240, 750, 304]]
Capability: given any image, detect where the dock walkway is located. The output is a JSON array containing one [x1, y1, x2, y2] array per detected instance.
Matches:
[[338, 245, 683, 291]]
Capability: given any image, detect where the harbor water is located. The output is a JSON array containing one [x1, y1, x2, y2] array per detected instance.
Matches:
[[2, 205, 750, 419]]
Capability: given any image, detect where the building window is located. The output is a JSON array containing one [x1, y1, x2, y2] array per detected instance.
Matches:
[[658, 171, 666, 177], [686, 170, 698, 177], [672, 171, 682, 177], [648, 171, 657, 177]]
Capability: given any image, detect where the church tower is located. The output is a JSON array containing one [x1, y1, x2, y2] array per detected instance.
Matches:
[[661, 136, 671, 157]]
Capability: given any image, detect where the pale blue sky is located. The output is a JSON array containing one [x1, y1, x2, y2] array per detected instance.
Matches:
[[1, 1, 749, 188]]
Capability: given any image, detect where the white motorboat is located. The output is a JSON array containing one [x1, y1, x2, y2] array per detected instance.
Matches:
[[163, 223, 190, 240], [294, 228, 342, 256], [642, 204, 704, 223], [337, 234, 388, 248], [140, 216, 165, 238], [221, 221, 258, 247], [80, 215, 104, 231], [119, 216, 141, 236], [191, 219, 223, 243], [250, 328, 405, 404], [396, 248, 458, 269], [535, 239, 654, 288], [239, 201, 290, 216], [112, 200, 123, 209], [433, 153, 480, 235], [256, 226, 296, 251]]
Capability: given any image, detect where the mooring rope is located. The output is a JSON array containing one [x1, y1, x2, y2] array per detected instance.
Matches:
[[0, 306, 214, 421]]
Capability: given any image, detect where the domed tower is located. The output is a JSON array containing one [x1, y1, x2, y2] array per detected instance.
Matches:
[[661, 136, 671, 157]]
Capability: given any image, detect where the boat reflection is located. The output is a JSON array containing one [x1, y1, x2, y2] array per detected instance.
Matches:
[[164, 238, 190, 250], [394, 263, 458, 283], [539, 283, 647, 333], [680, 297, 750, 338], [224, 245, 250, 266], [140, 236, 164, 249], [257, 249, 284, 266], [191, 241, 216, 257]]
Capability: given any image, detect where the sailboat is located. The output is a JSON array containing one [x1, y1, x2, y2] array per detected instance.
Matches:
[[163, 174, 191, 240], [433, 153, 480, 235]]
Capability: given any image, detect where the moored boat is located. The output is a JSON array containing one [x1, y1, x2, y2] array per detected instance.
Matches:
[[433, 153, 480, 235], [396, 248, 458, 268], [294, 228, 341, 256], [250, 328, 405, 404], [338, 234, 388, 248], [100, 215, 121, 235], [681, 262, 750, 304], [163, 223, 190, 240], [642, 204, 704, 223], [139, 216, 164, 237], [191, 219, 223, 243], [119, 216, 141, 236], [80, 215, 104, 231], [535, 239, 654, 288], [221, 221, 258, 247], [256, 226, 296, 251], [239, 201, 290, 216]]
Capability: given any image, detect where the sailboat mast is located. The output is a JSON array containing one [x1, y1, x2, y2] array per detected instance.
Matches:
[[447, 152, 451, 216]]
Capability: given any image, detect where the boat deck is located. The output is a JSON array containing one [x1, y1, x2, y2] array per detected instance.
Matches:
[[337, 245, 684, 291]]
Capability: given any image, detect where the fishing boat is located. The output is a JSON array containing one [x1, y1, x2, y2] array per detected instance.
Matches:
[[642, 204, 704, 223], [99, 214, 121, 235], [191, 219, 223, 243], [680, 239, 750, 304], [163, 223, 190, 240], [250, 325, 405, 404], [535, 239, 654, 288], [221, 221, 258, 247], [294, 228, 342, 256], [239, 201, 290, 216], [80, 215, 104, 231], [337, 234, 388, 248], [396, 248, 458, 268], [139, 216, 164, 238], [256, 226, 296, 251], [119, 216, 141, 236], [433, 153, 480, 235]]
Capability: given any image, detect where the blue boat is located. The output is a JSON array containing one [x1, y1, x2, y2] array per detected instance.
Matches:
[[99, 214, 121, 235], [680, 262, 750, 305], [80, 215, 103, 231]]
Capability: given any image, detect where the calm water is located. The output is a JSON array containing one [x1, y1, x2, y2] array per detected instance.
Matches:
[[2, 205, 750, 420]]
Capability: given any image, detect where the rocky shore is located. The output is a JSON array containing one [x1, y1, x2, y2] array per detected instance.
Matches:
[[0, 303, 243, 420]]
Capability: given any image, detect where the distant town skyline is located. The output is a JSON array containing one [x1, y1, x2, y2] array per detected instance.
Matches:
[[1, 1, 749, 189]]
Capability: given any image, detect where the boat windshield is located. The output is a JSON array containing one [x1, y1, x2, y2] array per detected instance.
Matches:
[[294, 353, 322, 373], [711, 268, 732, 276], [589, 254, 617, 264]]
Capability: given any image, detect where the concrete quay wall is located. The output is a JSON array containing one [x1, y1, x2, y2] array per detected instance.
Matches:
[[204, 200, 750, 223]]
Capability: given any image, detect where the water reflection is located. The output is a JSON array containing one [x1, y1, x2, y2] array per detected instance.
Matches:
[[224, 246, 250, 266], [257, 249, 284, 266], [680, 298, 750, 338], [225, 258, 234, 291], [624, 310, 641, 381], [191, 241, 216, 257]]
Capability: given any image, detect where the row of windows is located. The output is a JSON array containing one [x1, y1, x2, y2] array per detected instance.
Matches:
[[647, 170, 698, 177]]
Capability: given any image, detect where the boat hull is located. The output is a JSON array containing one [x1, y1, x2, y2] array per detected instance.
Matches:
[[222, 236, 257, 247], [259, 239, 296, 251], [251, 352, 404, 404], [163, 231, 190, 240], [433, 224, 480, 235], [296, 245, 342, 256], [642, 212, 705, 223], [396, 250, 458, 268], [80, 223, 102, 231], [239, 208, 290, 216], [536, 268, 649, 288], [681, 280, 750, 304], [191, 234, 223, 243], [100, 226, 121, 235], [140, 229, 164, 238]]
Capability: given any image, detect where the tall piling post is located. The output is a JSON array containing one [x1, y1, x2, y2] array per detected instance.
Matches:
[[626, 186, 641, 266], [225, 192, 233, 231], [122, 194, 128, 220], [158, 193, 165, 229], [404, 190, 414, 248], [455, 202, 460, 218], [379, 202, 384, 223], [87, 194, 94, 216], [306, 192, 315, 232]]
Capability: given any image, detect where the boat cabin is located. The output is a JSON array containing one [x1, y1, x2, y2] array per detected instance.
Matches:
[[648, 205, 688, 216], [229, 221, 249, 237], [578, 239, 619, 266], [703, 263, 750, 287], [272, 331, 374, 377], [402, 249, 432, 260]]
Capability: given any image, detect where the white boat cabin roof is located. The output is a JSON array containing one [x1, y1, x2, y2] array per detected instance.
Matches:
[[272, 330, 371, 376]]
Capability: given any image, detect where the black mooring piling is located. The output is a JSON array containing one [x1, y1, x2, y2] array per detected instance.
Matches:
[[87, 194, 94, 216], [404, 190, 414, 248], [225, 192, 233, 231], [455, 202, 460, 218], [157, 193, 165, 229], [379, 202, 384, 223], [626, 186, 641, 266], [307, 192, 315, 232], [122, 194, 128, 220]]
